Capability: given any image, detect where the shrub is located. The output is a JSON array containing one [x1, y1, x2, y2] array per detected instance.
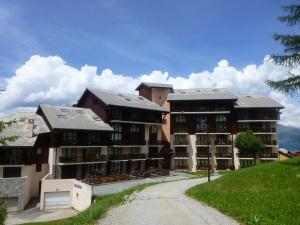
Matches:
[[0, 201, 7, 225]]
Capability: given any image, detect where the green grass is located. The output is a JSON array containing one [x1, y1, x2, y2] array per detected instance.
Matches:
[[186, 158, 300, 225], [22, 183, 154, 225]]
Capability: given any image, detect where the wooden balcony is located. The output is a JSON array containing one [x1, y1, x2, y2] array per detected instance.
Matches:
[[258, 153, 278, 158], [148, 152, 164, 158], [195, 127, 230, 133], [196, 140, 211, 145], [173, 139, 188, 145], [108, 154, 146, 160], [196, 152, 211, 157], [216, 165, 232, 170], [59, 155, 108, 163], [174, 164, 189, 169], [174, 152, 189, 157], [110, 139, 146, 146], [215, 152, 233, 158], [214, 140, 232, 145], [239, 127, 277, 133], [148, 139, 164, 146], [238, 153, 254, 158], [173, 127, 189, 133], [0, 158, 24, 165], [262, 140, 277, 145]]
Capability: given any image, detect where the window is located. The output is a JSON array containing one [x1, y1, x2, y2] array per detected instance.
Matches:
[[130, 124, 140, 133], [62, 132, 77, 144], [175, 159, 188, 166], [109, 147, 122, 155], [131, 111, 139, 121], [130, 147, 140, 155], [149, 126, 157, 134], [88, 132, 103, 144], [174, 114, 186, 123], [111, 124, 122, 141], [174, 134, 187, 145], [240, 159, 253, 168], [238, 122, 249, 130], [216, 147, 228, 154], [111, 162, 121, 173], [175, 147, 187, 153], [197, 159, 208, 167], [197, 147, 209, 153], [196, 115, 207, 130], [215, 115, 227, 129], [61, 148, 77, 158], [111, 109, 122, 120]]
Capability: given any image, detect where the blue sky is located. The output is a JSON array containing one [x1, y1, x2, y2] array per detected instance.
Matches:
[[0, 0, 290, 77]]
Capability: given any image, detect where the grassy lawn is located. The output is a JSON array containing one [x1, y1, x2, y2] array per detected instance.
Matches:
[[22, 183, 154, 225], [186, 158, 300, 225]]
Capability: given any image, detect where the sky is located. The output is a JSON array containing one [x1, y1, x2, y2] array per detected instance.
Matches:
[[0, 0, 300, 127]]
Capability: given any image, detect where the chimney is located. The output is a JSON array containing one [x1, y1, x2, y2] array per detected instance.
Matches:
[[26, 118, 34, 137]]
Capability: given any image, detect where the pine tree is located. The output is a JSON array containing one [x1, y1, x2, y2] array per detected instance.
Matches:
[[266, 4, 300, 95], [0, 120, 18, 146]]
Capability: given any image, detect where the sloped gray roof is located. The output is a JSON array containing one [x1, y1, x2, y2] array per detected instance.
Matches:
[[167, 88, 237, 101], [235, 95, 284, 108], [0, 112, 50, 147], [39, 104, 113, 131], [135, 82, 173, 90], [88, 88, 167, 112]]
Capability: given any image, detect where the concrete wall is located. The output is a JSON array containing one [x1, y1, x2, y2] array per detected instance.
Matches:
[[40, 177, 92, 211], [72, 180, 92, 211]]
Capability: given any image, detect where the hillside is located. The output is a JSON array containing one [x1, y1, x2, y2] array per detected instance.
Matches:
[[278, 124, 300, 151], [186, 158, 300, 225]]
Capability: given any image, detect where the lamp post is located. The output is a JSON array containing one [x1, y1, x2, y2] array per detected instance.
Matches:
[[207, 125, 210, 182]]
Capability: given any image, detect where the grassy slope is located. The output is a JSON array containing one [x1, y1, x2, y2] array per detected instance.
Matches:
[[22, 184, 153, 225], [186, 158, 300, 225]]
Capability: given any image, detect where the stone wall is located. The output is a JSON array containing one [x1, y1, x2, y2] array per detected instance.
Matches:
[[0, 177, 27, 211]]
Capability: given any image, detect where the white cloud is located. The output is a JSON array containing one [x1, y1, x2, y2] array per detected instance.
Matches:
[[0, 55, 299, 127]]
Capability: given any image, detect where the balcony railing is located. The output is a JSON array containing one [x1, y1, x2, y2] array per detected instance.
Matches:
[[214, 140, 232, 145], [215, 152, 233, 158], [195, 127, 230, 133], [196, 140, 211, 145], [108, 154, 146, 160], [173, 127, 189, 133], [238, 153, 254, 158], [196, 152, 211, 157], [110, 139, 146, 146], [148, 139, 164, 145], [172, 106, 229, 112], [173, 139, 188, 145], [174, 164, 189, 169], [196, 165, 211, 170], [216, 165, 232, 170], [174, 152, 189, 157], [258, 153, 278, 158], [261, 140, 277, 145], [148, 152, 164, 158], [0, 158, 24, 165], [59, 155, 107, 163], [239, 127, 277, 133], [238, 115, 280, 121]]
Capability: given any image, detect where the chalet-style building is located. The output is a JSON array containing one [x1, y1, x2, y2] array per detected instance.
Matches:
[[0, 112, 50, 212], [137, 83, 284, 171], [76, 88, 169, 174], [36, 104, 113, 180], [0, 82, 284, 212]]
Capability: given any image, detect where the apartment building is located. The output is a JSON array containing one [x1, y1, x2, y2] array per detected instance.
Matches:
[[76, 88, 169, 174], [0, 112, 50, 212], [137, 83, 284, 172]]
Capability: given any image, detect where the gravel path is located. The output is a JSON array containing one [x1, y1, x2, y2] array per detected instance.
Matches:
[[98, 177, 239, 225]]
